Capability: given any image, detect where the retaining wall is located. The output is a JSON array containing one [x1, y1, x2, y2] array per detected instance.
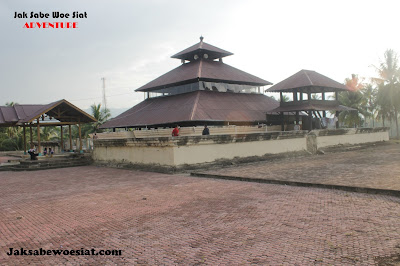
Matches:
[[93, 128, 389, 166]]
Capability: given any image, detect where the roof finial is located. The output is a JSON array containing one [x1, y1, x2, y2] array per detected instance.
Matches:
[[200, 35, 204, 42]]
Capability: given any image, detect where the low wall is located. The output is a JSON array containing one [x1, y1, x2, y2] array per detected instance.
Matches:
[[314, 128, 389, 148], [93, 128, 389, 166]]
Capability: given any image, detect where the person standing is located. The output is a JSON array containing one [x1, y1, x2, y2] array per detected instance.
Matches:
[[202, 125, 210, 135], [172, 125, 179, 136]]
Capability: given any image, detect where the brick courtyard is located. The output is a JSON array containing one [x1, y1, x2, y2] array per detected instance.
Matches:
[[1, 145, 400, 264]]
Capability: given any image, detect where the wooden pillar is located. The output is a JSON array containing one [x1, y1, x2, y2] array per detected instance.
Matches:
[[78, 120, 82, 152], [308, 111, 313, 131], [300, 92, 303, 101], [336, 111, 340, 128], [322, 92, 326, 117], [23, 125, 27, 154], [29, 125, 33, 149], [280, 112, 284, 131], [37, 118, 41, 154], [69, 125, 72, 151], [60, 125, 63, 152], [296, 111, 299, 125], [280, 92, 283, 103]]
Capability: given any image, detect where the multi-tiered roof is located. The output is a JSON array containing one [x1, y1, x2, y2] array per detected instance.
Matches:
[[102, 37, 279, 129]]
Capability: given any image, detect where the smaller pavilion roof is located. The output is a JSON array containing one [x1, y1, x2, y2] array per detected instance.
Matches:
[[0, 99, 96, 127], [136, 59, 272, 92], [267, 69, 349, 93], [171, 37, 233, 61]]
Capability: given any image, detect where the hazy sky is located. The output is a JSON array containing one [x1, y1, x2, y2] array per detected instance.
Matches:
[[1, 0, 399, 112]]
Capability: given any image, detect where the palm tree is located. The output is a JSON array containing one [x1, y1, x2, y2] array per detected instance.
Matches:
[[362, 83, 378, 127], [41, 126, 60, 141], [338, 74, 368, 127], [91, 103, 111, 132], [374, 49, 400, 138]]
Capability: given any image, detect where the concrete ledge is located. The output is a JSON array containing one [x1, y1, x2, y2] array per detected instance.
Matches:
[[190, 172, 400, 198], [93, 128, 390, 166]]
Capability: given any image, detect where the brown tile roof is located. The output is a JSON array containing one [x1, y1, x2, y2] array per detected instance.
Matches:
[[0, 100, 96, 126], [266, 69, 349, 93], [171, 40, 233, 61], [100, 91, 280, 128], [136, 59, 272, 92]]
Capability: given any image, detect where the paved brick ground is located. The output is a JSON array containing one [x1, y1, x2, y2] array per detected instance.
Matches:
[[0, 166, 399, 265], [0, 157, 19, 165], [200, 142, 400, 191]]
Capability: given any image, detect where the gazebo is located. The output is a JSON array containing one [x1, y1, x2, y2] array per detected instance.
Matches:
[[0, 99, 97, 154], [266, 69, 355, 130]]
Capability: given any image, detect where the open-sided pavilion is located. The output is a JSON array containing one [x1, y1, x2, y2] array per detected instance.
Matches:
[[266, 69, 355, 130], [0, 99, 97, 154]]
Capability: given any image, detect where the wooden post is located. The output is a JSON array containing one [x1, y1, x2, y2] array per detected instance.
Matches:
[[296, 111, 299, 125], [308, 111, 313, 131], [280, 112, 284, 131], [37, 118, 41, 154], [280, 92, 283, 103], [69, 125, 72, 151], [336, 111, 340, 128], [29, 125, 33, 149], [78, 119, 82, 152], [23, 125, 27, 154], [322, 92, 326, 117], [60, 125, 63, 152]]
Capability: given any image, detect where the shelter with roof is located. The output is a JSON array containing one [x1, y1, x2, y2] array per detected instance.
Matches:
[[266, 69, 355, 130], [101, 37, 289, 129], [0, 99, 97, 154]]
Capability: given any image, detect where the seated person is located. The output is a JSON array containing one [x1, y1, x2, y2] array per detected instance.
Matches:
[[28, 148, 39, 160]]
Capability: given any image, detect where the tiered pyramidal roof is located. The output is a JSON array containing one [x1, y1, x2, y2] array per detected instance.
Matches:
[[102, 37, 277, 129], [136, 37, 271, 92]]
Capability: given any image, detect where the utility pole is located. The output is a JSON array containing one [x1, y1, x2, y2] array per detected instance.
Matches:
[[101, 77, 107, 111]]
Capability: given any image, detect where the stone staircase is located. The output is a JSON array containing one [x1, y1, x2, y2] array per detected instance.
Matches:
[[0, 154, 93, 171]]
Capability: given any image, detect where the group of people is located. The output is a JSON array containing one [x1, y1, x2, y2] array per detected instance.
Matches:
[[27, 147, 54, 160], [43, 147, 54, 157], [171, 125, 210, 137]]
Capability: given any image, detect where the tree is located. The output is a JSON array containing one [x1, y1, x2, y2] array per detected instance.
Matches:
[[361, 83, 378, 127], [79, 103, 111, 137], [338, 74, 368, 127], [91, 103, 111, 132], [374, 49, 400, 139]]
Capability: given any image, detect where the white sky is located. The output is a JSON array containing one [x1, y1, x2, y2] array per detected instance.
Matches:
[[1, 0, 399, 112]]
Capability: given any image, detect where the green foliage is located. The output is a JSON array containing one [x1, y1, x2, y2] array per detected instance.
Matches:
[[339, 74, 368, 127], [374, 49, 400, 138]]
